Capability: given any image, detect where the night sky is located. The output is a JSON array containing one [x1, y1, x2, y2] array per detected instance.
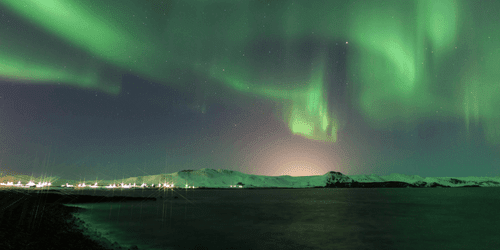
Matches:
[[1, 0, 499, 180]]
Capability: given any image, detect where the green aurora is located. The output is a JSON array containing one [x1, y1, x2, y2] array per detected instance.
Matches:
[[1, 0, 499, 144]]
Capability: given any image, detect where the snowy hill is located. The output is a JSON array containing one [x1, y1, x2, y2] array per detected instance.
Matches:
[[95, 168, 339, 188], [103, 169, 500, 188], [348, 173, 500, 187], [2, 169, 500, 188]]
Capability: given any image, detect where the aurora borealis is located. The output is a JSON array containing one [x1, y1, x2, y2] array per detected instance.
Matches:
[[0, 0, 499, 179]]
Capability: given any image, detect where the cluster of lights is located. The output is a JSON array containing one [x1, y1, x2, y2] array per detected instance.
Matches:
[[1, 181, 204, 189], [104, 183, 142, 189], [60, 182, 197, 189], [230, 185, 243, 188], [0, 180, 52, 188]]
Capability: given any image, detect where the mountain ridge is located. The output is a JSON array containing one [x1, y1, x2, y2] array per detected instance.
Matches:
[[2, 168, 500, 188]]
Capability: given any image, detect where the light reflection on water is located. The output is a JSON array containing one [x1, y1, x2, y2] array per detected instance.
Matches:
[[67, 188, 500, 250]]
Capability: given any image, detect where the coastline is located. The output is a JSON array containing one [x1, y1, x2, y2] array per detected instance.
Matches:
[[0, 190, 143, 250]]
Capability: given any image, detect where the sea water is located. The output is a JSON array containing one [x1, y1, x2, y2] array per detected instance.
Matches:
[[67, 188, 500, 250]]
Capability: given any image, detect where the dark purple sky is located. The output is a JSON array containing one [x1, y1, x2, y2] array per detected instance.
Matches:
[[1, 0, 499, 180]]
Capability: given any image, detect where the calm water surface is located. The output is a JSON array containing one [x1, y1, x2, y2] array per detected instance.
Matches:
[[68, 188, 500, 250]]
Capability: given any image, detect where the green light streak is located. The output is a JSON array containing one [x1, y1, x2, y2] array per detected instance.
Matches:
[[1, 0, 499, 143], [426, 0, 458, 52], [209, 57, 337, 142], [0, 52, 120, 94], [2, 0, 140, 62]]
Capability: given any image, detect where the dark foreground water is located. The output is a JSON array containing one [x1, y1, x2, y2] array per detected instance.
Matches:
[[67, 188, 500, 250]]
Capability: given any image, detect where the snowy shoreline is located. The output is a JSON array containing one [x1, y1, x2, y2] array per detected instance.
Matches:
[[2, 168, 500, 190]]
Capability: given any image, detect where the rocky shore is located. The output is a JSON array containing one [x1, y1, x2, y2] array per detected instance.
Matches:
[[0, 190, 155, 250]]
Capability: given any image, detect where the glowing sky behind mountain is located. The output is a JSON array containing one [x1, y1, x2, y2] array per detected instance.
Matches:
[[0, 0, 499, 179]]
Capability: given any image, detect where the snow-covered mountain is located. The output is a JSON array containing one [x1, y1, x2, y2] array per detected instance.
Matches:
[[2, 168, 500, 188], [347, 173, 500, 187]]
